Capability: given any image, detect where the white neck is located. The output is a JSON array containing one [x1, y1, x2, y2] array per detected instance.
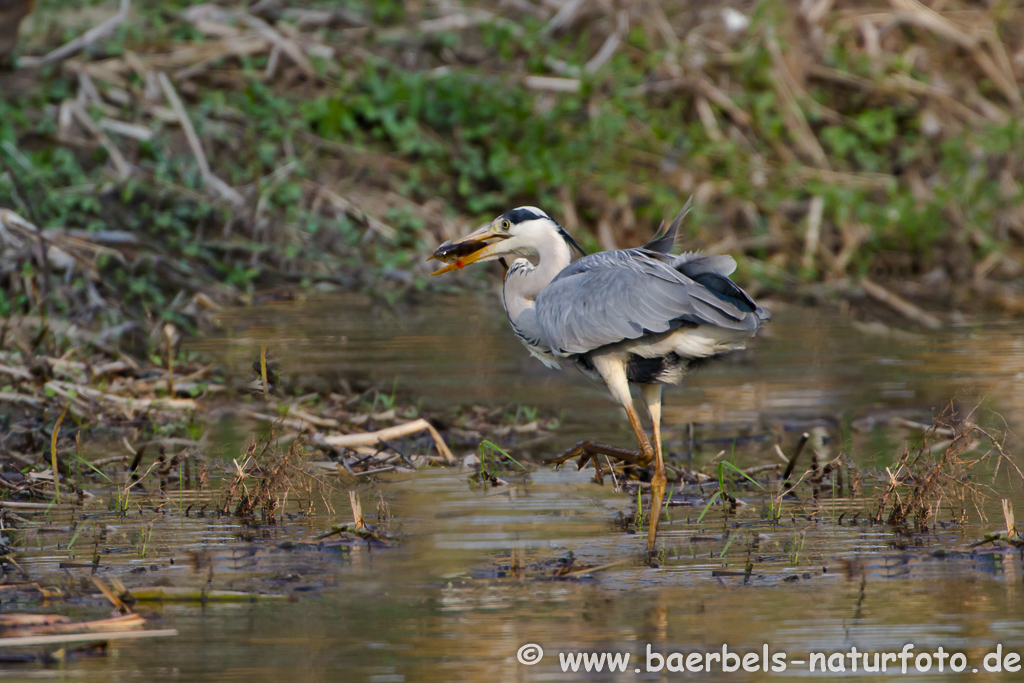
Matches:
[[501, 228, 573, 323]]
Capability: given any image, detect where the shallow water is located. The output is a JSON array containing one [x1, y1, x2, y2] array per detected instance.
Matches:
[[8, 294, 1024, 681], [19, 467, 1024, 682], [205, 293, 1024, 447]]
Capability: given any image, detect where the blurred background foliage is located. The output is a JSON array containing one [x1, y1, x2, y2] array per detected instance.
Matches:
[[1, 0, 1023, 333]]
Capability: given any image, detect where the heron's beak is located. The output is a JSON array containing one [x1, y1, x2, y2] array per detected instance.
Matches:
[[428, 223, 508, 276]]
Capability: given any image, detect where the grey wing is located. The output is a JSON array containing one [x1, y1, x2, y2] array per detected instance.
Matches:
[[674, 253, 772, 323], [506, 307, 562, 370], [535, 250, 763, 356]]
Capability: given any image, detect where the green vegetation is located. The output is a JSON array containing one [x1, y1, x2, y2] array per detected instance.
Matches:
[[697, 457, 763, 523], [472, 438, 527, 486], [2, 0, 1023, 337]]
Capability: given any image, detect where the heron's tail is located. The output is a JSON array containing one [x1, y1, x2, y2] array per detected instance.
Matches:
[[755, 305, 772, 324]]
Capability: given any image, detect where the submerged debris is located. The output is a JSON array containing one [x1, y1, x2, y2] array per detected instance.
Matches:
[[220, 431, 333, 523], [0, 576, 176, 664], [872, 409, 1020, 530], [970, 499, 1024, 549], [125, 587, 287, 603]]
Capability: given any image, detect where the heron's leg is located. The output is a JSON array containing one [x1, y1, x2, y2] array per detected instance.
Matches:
[[545, 355, 657, 482], [591, 354, 654, 465], [642, 384, 666, 552], [624, 403, 655, 463]]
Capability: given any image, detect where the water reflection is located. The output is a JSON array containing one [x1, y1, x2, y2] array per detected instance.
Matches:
[[200, 293, 1024, 455], [55, 467, 1024, 682], [10, 295, 1024, 681]]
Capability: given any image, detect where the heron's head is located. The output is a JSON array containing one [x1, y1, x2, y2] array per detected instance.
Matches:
[[429, 207, 583, 275]]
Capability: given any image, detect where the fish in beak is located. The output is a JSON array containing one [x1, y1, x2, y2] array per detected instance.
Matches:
[[428, 222, 509, 276]]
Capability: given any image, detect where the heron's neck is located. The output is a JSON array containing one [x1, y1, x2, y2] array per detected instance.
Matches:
[[501, 231, 572, 321]]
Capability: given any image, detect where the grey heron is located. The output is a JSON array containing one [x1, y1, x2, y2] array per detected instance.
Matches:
[[430, 202, 770, 550]]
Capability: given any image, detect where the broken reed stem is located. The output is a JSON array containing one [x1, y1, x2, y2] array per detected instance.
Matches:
[[349, 490, 365, 530], [260, 344, 269, 401], [91, 577, 128, 612], [802, 196, 825, 273], [50, 409, 66, 506], [1003, 499, 1017, 538], [156, 71, 244, 206], [166, 333, 174, 399], [764, 28, 830, 169], [0, 554, 29, 579], [67, 101, 131, 180], [861, 278, 943, 329], [23, 0, 130, 67]]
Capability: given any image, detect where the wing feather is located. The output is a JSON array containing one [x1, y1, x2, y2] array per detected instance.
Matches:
[[535, 249, 763, 356]]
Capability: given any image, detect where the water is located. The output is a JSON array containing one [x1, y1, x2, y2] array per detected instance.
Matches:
[[7, 293, 1024, 681], [204, 293, 1024, 443]]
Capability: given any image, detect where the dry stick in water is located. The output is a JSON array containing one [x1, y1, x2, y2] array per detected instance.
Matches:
[[0, 630, 178, 648], [317, 419, 456, 463], [128, 586, 287, 601], [560, 558, 632, 578], [91, 577, 128, 613], [0, 613, 145, 634], [0, 554, 29, 579], [781, 432, 810, 492], [0, 501, 73, 510]]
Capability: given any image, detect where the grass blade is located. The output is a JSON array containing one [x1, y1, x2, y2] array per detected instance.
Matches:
[[71, 453, 113, 483], [68, 524, 85, 550], [697, 490, 722, 523], [721, 461, 765, 490], [480, 439, 526, 470]]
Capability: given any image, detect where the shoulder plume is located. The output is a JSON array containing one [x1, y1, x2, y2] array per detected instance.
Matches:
[[644, 196, 693, 254]]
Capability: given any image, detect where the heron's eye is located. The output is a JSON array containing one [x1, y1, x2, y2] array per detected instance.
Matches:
[[501, 220, 511, 231]]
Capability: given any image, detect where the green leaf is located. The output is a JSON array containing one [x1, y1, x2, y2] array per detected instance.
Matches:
[[72, 453, 112, 483], [720, 461, 765, 491], [479, 439, 526, 470], [697, 490, 722, 523]]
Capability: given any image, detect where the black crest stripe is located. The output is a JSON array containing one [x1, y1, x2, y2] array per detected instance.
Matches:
[[502, 208, 586, 257]]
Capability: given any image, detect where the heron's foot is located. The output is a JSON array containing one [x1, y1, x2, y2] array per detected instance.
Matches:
[[543, 440, 653, 471], [646, 466, 667, 552]]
